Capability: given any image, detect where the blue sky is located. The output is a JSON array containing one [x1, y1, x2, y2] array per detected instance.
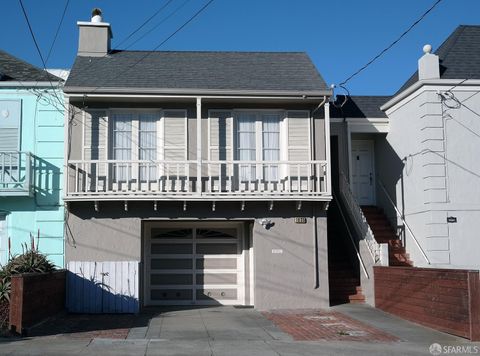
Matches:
[[1, 0, 479, 95]]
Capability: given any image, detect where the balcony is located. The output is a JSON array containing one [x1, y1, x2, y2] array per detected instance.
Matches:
[[65, 160, 330, 201], [0, 151, 33, 197]]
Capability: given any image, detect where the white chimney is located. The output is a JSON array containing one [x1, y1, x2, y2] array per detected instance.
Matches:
[[418, 44, 440, 80], [77, 8, 112, 57]]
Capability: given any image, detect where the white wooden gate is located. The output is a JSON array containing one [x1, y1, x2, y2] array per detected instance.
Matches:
[[67, 261, 139, 313]]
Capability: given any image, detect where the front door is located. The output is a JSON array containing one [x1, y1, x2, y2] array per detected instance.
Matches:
[[351, 140, 375, 205]]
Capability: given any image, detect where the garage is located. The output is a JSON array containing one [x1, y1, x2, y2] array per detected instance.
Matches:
[[143, 222, 250, 306]]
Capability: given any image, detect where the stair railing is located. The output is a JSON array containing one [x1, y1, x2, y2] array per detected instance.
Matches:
[[338, 171, 383, 264], [332, 192, 370, 279], [377, 179, 430, 265]]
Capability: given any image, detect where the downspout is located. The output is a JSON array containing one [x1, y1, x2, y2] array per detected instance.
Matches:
[[311, 96, 328, 290]]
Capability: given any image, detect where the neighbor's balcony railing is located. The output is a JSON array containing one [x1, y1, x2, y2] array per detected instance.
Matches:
[[65, 160, 329, 200], [0, 151, 33, 197]]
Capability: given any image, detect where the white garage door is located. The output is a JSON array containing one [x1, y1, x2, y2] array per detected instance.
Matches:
[[144, 223, 245, 306]]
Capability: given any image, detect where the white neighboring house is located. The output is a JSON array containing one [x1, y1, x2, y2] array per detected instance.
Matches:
[[331, 25, 480, 270]]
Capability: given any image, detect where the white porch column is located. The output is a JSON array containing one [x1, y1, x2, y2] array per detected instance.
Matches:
[[324, 101, 332, 196], [196, 97, 202, 195]]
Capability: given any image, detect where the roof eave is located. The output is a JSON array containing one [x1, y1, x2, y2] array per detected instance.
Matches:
[[380, 79, 480, 112], [63, 86, 332, 98]]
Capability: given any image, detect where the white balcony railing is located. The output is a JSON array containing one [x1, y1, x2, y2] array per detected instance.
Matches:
[[0, 151, 33, 196], [65, 160, 329, 200]]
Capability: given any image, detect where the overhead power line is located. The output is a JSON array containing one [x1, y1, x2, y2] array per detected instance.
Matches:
[[114, 0, 176, 49], [339, 0, 444, 86], [45, 0, 70, 64], [88, 0, 215, 95], [18, 0, 67, 110]]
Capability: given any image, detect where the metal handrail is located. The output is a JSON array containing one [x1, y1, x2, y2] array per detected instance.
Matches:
[[338, 171, 381, 263], [377, 179, 430, 265], [332, 192, 369, 279]]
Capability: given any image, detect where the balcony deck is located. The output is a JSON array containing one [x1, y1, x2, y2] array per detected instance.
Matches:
[[0, 151, 33, 197], [65, 160, 330, 201]]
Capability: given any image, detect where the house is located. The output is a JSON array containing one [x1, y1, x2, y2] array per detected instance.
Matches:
[[330, 25, 480, 279], [62, 12, 333, 311], [0, 50, 65, 267]]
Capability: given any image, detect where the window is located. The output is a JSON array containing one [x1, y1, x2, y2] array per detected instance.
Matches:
[[236, 111, 282, 181], [109, 110, 187, 182]]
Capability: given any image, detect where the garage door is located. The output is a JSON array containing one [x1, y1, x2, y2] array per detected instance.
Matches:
[[144, 224, 245, 306]]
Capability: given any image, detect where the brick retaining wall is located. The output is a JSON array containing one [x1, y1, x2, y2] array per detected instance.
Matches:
[[374, 266, 479, 341], [9, 270, 66, 334]]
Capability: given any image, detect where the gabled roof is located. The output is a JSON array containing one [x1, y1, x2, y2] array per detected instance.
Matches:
[[396, 25, 480, 94], [64, 51, 329, 95], [0, 49, 60, 82], [330, 95, 390, 118]]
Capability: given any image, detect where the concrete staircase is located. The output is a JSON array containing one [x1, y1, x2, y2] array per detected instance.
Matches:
[[328, 201, 365, 305], [361, 206, 413, 267]]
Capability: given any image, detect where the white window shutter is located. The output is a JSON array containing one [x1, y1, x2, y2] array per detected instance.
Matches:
[[83, 110, 107, 162], [287, 110, 310, 161], [163, 110, 187, 161], [0, 100, 21, 151], [209, 111, 232, 161], [287, 111, 311, 181]]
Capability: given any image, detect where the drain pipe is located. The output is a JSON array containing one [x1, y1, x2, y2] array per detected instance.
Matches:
[[313, 204, 319, 289]]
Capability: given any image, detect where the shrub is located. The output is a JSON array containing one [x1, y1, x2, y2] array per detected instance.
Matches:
[[0, 233, 55, 303]]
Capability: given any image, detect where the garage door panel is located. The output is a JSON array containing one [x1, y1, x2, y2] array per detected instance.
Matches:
[[196, 273, 237, 285], [196, 289, 237, 300], [151, 258, 192, 270], [146, 225, 244, 306], [151, 228, 192, 239], [196, 228, 237, 239], [196, 243, 237, 254], [196, 258, 237, 269], [151, 273, 193, 285], [151, 243, 193, 254], [151, 289, 193, 301]]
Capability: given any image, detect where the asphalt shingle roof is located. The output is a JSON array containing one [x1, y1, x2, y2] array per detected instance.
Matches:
[[0, 49, 60, 82], [330, 95, 390, 118], [396, 25, 480, 94], [64, 51, 329, 94]]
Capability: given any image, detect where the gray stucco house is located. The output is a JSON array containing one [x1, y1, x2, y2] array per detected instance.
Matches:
[[330, 25, 480, 288], [63, 13, 333, 311]]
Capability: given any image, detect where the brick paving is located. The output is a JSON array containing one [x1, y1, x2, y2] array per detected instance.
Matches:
[[262, 309, 400, 342]]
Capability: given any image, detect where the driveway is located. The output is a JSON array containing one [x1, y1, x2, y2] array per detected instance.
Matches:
[[0, 304, 477, 355]]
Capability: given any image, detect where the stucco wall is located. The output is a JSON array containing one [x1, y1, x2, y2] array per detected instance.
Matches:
[[65, 200, 329, 310], [0, 89, 64, 267], [384, 85, 480, 269]]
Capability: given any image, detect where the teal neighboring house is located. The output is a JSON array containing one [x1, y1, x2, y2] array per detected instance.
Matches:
[[0, 50, 65, 267]]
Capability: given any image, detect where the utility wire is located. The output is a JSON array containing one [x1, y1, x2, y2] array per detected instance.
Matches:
[[339, 0, 443, 86], [123, 0, 193, 51], [114, 0, 176, 49], [18, 0, 67, 111], [88, 0, 215, 95], [45, 0, 70, 64]]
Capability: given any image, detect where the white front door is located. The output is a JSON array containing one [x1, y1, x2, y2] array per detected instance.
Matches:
[[351, 140, 375, 206]]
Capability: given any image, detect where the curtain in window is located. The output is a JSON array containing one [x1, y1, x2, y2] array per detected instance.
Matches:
[[139, 114, 157, 181], [237, 113, 256, 181], [262, 114, 280, 181], [112, 114, 133, 181]]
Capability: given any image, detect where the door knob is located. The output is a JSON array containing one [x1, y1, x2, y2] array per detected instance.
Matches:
[[369, 173, 373, 185]]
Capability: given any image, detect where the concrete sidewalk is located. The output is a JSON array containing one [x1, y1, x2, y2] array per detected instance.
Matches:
[[0, 305, 477, 356]]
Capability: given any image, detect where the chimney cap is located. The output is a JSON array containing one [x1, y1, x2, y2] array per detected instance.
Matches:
[[91, 8, 103, 23], [423, 44, 432, 54]]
